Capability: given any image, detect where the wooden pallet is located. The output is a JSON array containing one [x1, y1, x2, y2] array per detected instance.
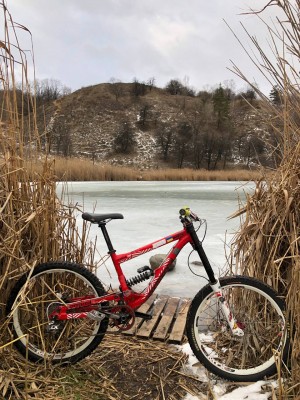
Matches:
[[108, 294, 191, 344]]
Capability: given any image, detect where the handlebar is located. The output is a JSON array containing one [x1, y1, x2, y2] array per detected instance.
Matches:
[[179, 206, 199, 223]]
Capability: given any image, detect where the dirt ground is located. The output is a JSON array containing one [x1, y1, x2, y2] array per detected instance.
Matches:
[[1, 334, 212, 400]]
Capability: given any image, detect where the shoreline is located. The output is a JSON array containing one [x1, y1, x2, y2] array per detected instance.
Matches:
[[28, 157, 264, 182]]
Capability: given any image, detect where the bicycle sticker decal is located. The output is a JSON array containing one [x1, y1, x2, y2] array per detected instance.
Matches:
[[152, 239, 166, 249], [118, 248, 151, 262], [152, 236, 173, 249]]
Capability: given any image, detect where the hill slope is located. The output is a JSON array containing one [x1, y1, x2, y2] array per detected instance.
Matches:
[[36, 82, 275, 170]]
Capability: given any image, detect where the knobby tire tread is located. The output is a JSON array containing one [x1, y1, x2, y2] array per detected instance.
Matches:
[[6, 261, 109, 364], [186, 275, 290, 382]]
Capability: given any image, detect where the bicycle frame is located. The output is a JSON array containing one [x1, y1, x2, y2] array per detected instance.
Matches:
[[53, 226, 192, 320], [9, 207, 287, 379], [52, 214, 244, 336]]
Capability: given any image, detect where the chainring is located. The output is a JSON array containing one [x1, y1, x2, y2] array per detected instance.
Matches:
[[109, 304, 135, 331]]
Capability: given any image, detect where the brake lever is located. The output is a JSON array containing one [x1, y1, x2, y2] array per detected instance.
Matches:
[[190, 210, 199, 221]]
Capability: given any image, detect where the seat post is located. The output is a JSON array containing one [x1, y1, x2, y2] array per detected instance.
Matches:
[[99, 222, 115, 254]]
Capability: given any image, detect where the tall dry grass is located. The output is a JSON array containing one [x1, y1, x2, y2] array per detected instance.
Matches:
[[0, 3, 96, 397], [229, 2, 300, 397], [27, 156, 263, 181], [142, 167, 262, 181]]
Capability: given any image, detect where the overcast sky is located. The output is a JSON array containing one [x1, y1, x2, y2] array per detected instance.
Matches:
[[7, 1, 277, 94]]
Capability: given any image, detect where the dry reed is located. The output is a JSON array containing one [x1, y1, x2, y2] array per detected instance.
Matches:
[[142, 167, 262, 182], [0, 3, 97, 398], [0, 1, 298, 399], [0, 334, 211, 400], [0, 5, 211, 400], [229, 2, 300, 397], [27, 156, 263, 182]]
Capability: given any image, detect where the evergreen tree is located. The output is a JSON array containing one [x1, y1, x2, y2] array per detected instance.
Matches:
[[137, 104, 151, 130], [212, 85, 230, 129], [269, 85, 282, 105], [113, 121, 136, 153]]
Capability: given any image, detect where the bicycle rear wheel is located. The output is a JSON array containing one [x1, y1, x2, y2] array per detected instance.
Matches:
[[186, 276, 289, 382], [6, 262, 108, 364]]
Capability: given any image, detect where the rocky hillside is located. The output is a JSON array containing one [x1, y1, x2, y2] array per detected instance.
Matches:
[[36, 82, 277, 170]]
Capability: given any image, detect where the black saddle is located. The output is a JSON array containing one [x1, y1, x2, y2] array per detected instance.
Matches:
[[82, 212, 124, 224]]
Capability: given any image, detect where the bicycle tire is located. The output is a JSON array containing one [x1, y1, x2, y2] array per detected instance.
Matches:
[[6, 261, 109, 364], [186, 275, 289, 382]]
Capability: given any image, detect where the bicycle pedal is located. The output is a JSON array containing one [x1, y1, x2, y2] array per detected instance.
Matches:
[[134, 311, 152, 320]]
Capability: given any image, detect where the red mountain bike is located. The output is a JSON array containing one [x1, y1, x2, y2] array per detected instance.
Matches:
[[7, 207, 289, 382]]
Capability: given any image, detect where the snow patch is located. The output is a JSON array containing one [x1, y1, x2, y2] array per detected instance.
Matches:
[[177, 342, 278, 400], [217, 381, 277, 400]]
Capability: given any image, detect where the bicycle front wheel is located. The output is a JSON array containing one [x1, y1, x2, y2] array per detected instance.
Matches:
[[186, 276, 289, 382], [6, 262, 109, 364]]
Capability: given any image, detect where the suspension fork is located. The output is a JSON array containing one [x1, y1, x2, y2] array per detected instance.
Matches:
[[187, 222, 244, 337], [209, 280, 244, 336]]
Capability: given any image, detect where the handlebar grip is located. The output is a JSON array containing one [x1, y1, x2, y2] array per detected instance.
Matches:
[[179, 207, 200, 221], [179, 207, 199, 222], [179, 206, 191, 217]]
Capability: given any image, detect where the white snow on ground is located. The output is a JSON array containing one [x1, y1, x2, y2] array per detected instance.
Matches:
[[179, 343, 209, 383], [217, 381, 276, 400], [179, 343, 277, 400], [184, 395, 208, 400]]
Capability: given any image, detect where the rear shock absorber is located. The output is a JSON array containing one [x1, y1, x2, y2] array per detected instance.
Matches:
[[126, 266, 154, 287]]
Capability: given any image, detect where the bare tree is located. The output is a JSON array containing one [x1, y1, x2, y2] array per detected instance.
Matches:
[[156, 123, 174, 161], [165, 79, 184, 95], [174, 121, 193, 168], [147, 77, 156, 91], [109, 77, 123, 101], [131, 78, 147, 98], [33, 79, 71, 105]]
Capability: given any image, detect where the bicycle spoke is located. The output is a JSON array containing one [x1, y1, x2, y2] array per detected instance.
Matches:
[[10, 265, 107, 362], [187, 277, 288, 381]]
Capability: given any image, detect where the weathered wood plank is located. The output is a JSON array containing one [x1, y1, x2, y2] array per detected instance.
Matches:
[[123, 293, 157, 336], [107, 294, 157, 334], [152, 297, 180, 341], [136, 296, 168, 339], [168, 298, 191, 344], [107, 295, 191, 343]]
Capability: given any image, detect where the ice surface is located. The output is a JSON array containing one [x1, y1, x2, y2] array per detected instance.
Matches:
[[57, 181, 254, 298]]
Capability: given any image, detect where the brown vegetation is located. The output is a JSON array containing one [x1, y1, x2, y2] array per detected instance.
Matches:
[[33, 72, 277, 172], [0, 5, 210, 400], [0, 334, 212, 400], [1, 1, 299, 399], [0, 5, 105, 399], [28, 156, 263, 181], [229, 2, 300, 397]]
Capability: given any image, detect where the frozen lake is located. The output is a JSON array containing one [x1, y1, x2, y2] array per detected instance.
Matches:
[[57, 181, 253, 298]]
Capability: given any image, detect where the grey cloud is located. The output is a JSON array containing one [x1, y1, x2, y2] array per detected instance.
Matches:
[[8, 0, 278, 93]]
